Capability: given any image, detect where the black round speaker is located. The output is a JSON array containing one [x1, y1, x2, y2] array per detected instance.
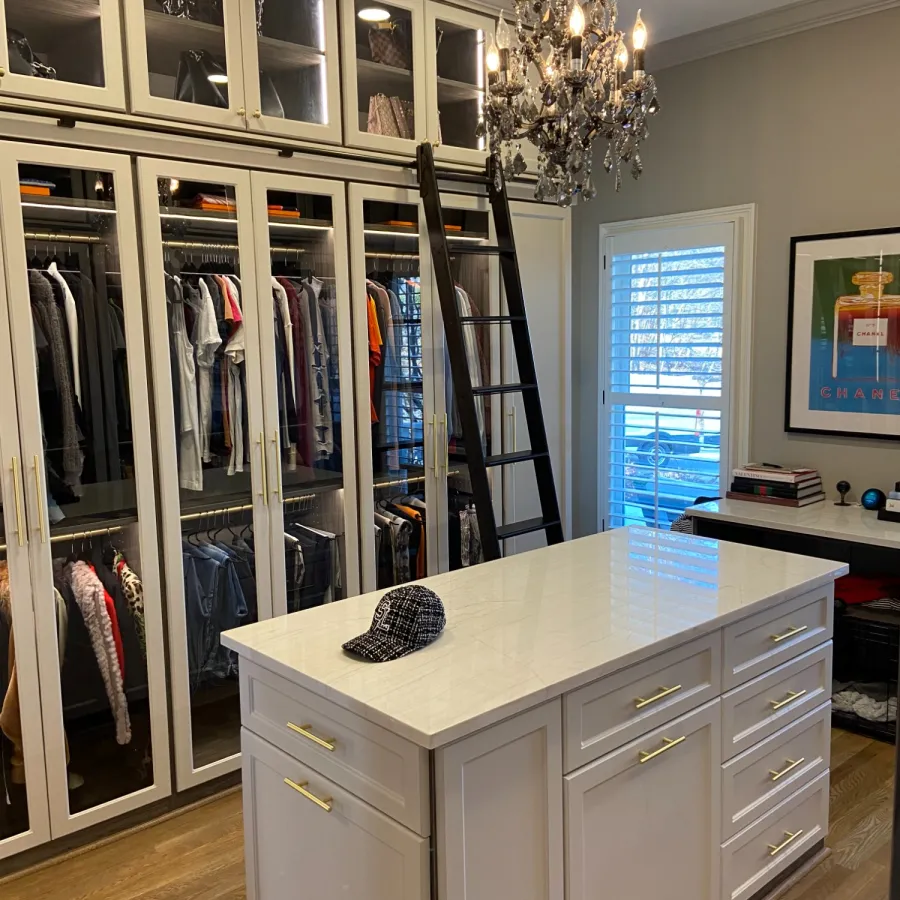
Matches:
[[861, 488, 887, 511]]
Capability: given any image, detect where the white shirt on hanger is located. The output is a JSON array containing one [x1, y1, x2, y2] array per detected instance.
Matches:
[[46, 262, 81, 404]]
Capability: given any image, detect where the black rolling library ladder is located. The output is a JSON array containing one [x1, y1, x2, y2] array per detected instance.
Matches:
[[416, 141, 565, 562]]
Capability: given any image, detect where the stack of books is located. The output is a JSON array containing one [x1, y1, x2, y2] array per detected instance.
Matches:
[[727, 465, 826, 508]]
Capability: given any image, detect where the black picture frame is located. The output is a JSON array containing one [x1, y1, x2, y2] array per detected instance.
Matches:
[[785, 225, 900, 442]]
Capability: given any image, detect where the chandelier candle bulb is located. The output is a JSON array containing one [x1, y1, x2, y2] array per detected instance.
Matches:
[[633, 9, 647, 80], [570, 3, 585, 71]]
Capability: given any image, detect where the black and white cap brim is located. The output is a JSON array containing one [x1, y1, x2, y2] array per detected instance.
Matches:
[[342, 631, 416, 662]]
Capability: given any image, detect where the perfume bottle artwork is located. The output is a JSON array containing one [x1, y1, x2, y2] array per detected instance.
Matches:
[[832, 271, 900, 379]]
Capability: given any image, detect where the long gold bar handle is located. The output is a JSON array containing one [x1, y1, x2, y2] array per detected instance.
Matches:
[[431, 415, 438, 475], [32, 456, 47, 544], [10, 457, 25, 547], [771, 624, 808, 644], [443, 414, 449, 471], [770, 690, 807, 711], [635, 684, 682, 710], [508, 407, 517, 452], [271, 432, 283, 503], [638, 735, 686, 764], [767, 829, 803, 857], [287, 721, 336, 752], [257, 433, 268, 499], [284, 777, 333, 812], [769, 757, 805, 782]]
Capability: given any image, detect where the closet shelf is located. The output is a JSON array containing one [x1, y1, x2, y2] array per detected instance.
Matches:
[[437, 76, 483, 103], [6, 0, 101, 34], [159, 205, 238, 225], [356, 59, 413, 99]]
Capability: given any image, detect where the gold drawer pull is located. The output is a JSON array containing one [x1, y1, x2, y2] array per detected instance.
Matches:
[[769, 757, 805, 782], [638, 735, 686, 764], [635, 684, 683, 710], [287, 722, 337, 751], [769, 690, 807, 711], [771, 624, 808, 644], [767, 829, 803, 856], [284, 778, 333, 812]]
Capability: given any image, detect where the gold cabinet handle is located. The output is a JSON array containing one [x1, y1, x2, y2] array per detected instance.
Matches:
[[430, 414, 438, 475], [32, 456, 47, 543], [0, 66, 6, 77], [767, 829, 803, 857], [10, 457, 25, 547], [271, 432, 283, 503], [257, 433, 268, 499], [771, 624, 808, 644], [284, 777, 333, 812], [508, 406, 517, 452], [237, 107, 246, 117], [769, 757, 805, 782], [287, 721, 336, 752], [442, 413, 449, 471], [770, 689, 807, 711], [635, 684, 682, 710], [253, 109, 262, 118], [638, 735, 686, 764]]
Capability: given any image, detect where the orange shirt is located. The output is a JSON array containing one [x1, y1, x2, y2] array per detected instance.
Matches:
[[367, 294, 383, 423]]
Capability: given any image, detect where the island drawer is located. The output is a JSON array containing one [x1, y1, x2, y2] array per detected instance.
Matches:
[[721, 771, 829, 900], [242, 729, 430, 900], [721, 701, 831, 841], [722, 586, 833, 690], [240, 660, 430, 836], [722, 643, 832, 761], [563, 632, 721, 772]]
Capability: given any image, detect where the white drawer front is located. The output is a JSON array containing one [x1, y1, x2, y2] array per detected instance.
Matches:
[[722, 643, 832, 761], [723, 587, 833, 690], [242, 729, 430, 900], [722, 702, 831, 840], [240, 660, 429, 835], [564, 633, 721, 772], [722, 771, 829, 900]]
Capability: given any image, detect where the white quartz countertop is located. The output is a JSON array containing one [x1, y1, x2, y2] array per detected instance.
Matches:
[[222, 528, 848, 749], [689, 498, 900, 549]]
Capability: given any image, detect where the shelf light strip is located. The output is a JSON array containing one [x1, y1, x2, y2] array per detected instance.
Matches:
[[22, 202, 117, 215], [269, 221, 333, 231], [159, 213, 237, 224], [364, 230, 488, 242]]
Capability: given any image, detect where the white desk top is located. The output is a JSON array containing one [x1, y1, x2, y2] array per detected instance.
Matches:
[[223, 528, 847, 749], [689, 499, 900, 550]]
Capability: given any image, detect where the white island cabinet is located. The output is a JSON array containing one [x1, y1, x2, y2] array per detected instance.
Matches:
[[222, 527, 847, 900]]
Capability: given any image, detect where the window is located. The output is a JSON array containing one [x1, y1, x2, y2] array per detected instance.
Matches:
[[600, 210, 754, 530]]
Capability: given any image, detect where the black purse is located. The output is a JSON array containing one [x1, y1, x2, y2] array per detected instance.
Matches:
[[175, 50, 229, 107], [7, 30, 56, 79]]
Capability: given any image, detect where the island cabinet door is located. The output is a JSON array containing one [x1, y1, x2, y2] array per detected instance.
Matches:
[[565, 699, 722, 900], [435, 700, 565, 900], [241, 729, 430, 900]]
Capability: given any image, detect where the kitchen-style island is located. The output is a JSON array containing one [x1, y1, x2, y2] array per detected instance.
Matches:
[[222, 527, 847, 900]]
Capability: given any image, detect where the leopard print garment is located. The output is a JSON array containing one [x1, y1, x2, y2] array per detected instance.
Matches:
[[115, 553, 146, 658]]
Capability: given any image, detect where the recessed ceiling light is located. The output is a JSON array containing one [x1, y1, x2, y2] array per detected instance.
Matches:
[[358, 7, 391, 22], [207, 73, 229, 84]]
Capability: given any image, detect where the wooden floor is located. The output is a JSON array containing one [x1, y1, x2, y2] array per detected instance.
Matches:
[[2, 729, 895, 900]]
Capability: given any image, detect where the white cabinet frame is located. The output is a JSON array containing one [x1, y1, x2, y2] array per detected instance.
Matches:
[[248, 170, 361, 604], [138, 158, 269, 791], [0, 0, 126, 111], [0, 144, 172, 836]]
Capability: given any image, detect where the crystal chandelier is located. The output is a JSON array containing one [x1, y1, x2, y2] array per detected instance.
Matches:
[[480, 2, 659, 206]]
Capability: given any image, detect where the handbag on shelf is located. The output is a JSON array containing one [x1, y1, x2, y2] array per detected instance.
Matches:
[[175, 50, 229, 107], [389, 97, 414, 140], [7, 30, 56, 79], [159, 0, 224, 26], [367, 94, 400, 138], [368, 22, 411, 70]]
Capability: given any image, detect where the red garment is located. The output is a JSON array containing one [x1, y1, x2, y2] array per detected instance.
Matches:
[[835, 574, 900, 605], [89, 564, 125, 678]]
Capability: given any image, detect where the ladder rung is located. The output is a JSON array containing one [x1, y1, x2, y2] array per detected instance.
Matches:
[[497, 517, 561, 540], [486, 450, 549, 468], [447, 245, 512, 256], [434, 169, 491, 185], [472, 383, 537, 396], [459, 315, 525, 325]]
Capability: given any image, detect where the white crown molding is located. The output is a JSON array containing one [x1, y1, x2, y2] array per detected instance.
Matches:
[[650, 0, 900, 71]]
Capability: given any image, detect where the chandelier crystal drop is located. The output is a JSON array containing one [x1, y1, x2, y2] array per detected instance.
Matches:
[[480, 2, 660, 206]]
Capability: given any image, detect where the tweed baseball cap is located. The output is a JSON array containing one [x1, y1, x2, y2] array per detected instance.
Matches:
[[342, 585, 446, 662]]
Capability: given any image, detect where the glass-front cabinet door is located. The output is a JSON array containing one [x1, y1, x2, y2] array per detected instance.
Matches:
[[138, 159, 268, 789], [0, 210, 50, 862], [0, 145, 171, 838], [239, 0, 341, 144], [349, 185, 439, 593], [425, 194, 503, 573], [341, 0, 426, 155], [425, 4, 491, 166], [249, 172, 360, 608], [0, 0, 126, 110], [124, 0, 248, 130]]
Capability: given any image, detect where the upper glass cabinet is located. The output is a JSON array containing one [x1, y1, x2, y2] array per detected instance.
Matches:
[[425, 5, 491, 165], [124, 0, 341, 142], [0, 0, 126, 110], [342, 0, 426, 155]]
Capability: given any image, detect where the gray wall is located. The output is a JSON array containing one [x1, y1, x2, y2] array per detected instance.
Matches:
[[572, 6, 900, 537]]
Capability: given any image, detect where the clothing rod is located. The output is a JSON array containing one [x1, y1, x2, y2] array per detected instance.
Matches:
[[180, 493, 318, 523], [365, 252, 420, 260], [25, 231, 104, 244], [49, 524, 125, 546], [374, 470, 460, 489], [163, 239, 305, 253]]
